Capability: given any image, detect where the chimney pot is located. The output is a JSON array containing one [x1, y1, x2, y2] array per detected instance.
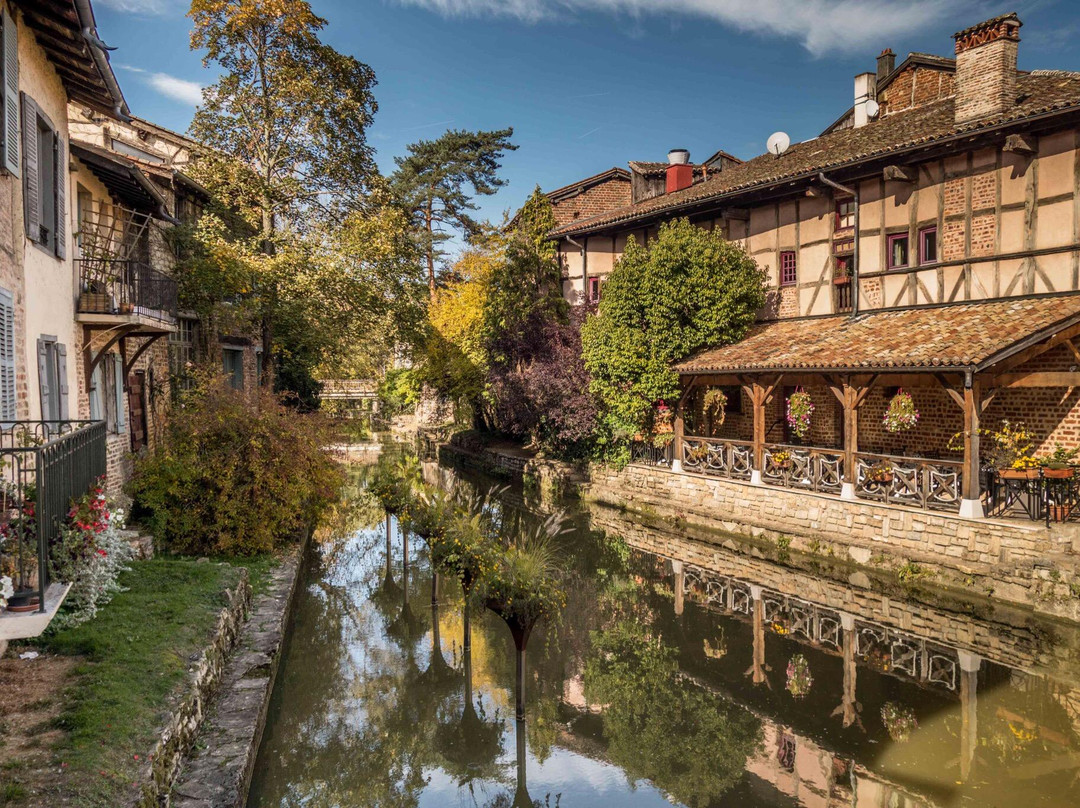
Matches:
[[668, 148, 690, 165], [666, 149, 693, 193]]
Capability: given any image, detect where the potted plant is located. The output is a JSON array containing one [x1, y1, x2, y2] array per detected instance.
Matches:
[[1039, 445, 1078, 479], [952, 421, 1038, 480], [785, 654, 813, 699], [867, 461, 894, 485], [786, 388, 814, 441], [703, 388, 728, 427], [771, 450, 793, 471], [880, 702, 918, 743], [883, 389, 919, 433]]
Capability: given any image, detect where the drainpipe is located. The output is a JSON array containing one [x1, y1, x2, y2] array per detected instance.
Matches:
[[818, 172, 859, 317], [566, 235, 587, 304], [75, 0, 133, 122]]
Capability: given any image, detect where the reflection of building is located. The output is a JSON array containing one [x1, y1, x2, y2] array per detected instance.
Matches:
[[587, 504, 1080, 808]]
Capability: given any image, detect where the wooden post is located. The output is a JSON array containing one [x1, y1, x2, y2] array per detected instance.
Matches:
[[961, 378, 984, 518], [672, 397, 685, 473], [958, 651, 982, 782], [827, 377, 874, 500]]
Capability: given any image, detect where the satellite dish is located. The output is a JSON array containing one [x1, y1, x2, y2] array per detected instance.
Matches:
[[865, 99, 880, 119], [767, 131, 791, 157]]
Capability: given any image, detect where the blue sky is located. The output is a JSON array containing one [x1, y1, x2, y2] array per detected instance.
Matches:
[[94, 0, 1080, 225]]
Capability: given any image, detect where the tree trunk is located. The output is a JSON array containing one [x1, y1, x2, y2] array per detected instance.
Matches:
[[515, 645, 526, 722], [384, 513, 393, 587], [425, 203, 436, 300]]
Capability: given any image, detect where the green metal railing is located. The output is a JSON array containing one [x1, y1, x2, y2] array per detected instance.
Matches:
[[0, 421, 106, 613]]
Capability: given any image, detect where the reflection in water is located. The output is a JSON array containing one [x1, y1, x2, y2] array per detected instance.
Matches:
[[248, 454, 1080, 807]]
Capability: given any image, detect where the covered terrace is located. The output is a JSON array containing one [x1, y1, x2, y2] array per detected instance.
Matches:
[[662, 294, 1080, 520]]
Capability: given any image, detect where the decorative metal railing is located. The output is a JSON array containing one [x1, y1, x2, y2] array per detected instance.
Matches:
[[682, 563, 960, 692], [762, 444, 845, 494], [0, 421, 106, 613], [629, 440, 672, 468], [76, 258, 178, 323], [986, 469, 1080, 525], [854, 452, 963, 512], [682, 436, 754, 480]]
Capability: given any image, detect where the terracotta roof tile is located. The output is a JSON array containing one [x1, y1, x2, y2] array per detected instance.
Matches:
[[552, 73, 1080, 238], [674, 295, 1080, 374]]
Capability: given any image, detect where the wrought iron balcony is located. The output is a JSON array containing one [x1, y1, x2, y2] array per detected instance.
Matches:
[[76, 258, 178, 326], [0, 421, 107, 637]]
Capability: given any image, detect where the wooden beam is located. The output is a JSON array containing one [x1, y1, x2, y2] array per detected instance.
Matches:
[[993, 371, 1080, 388], [986, 320, 1080, 375], [1065, 338, 1080, 365], [883, 164, 917, 183], [1003, 133, 1038, 155], [934, 373, 966, 409]]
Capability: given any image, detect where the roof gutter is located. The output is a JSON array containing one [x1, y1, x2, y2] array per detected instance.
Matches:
[[817, 172, 859, 317], [74, 0, 132, 122]]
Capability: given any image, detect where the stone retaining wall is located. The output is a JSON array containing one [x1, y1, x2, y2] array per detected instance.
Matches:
[[134, 568, 252, 808]]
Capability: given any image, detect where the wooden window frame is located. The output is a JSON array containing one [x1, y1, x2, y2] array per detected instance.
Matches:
[[887, 233, 909, 270], [835, 198, 855, 230], [918, 225, 938, 265], [779, 251, 797, 286]]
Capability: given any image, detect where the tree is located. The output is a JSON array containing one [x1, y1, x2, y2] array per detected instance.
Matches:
[[581, 219, 767, 444], [188, 0, 379, 381], [391, 128, 517, 297]]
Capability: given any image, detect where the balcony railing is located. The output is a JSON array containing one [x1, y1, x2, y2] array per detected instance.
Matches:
[[630, 440, 672, 468], [763, 443, 845, 494], [854, 452, 963, 511], [77, 258, 178, 323], [0, 421, 106, 614]]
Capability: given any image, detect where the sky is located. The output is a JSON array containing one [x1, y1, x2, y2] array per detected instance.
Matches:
[[92, 0, 1080, 226]]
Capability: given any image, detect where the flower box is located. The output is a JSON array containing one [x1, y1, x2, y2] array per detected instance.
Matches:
[[999, 468, 1041, 480]]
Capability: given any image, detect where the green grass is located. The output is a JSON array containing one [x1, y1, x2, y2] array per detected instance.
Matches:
[[23, 554, 276, 806]]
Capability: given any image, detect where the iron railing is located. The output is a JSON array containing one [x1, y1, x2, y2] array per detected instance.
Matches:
[[0, 421, 107, 613], [77, 258, 178, 323], [630, 440, 672, 467]]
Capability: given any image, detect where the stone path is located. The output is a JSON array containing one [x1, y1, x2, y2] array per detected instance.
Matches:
[[169, 554, 301, 808]]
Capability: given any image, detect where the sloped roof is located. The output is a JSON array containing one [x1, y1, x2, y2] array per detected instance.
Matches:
[[546, 167, 630, 201], [71, 141, 173, 220], [552, 72, 1080, 238], [674, 295, 1080, 374]]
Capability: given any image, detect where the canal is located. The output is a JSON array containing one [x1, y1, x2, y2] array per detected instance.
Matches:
[[247, 451, 1080, 807]]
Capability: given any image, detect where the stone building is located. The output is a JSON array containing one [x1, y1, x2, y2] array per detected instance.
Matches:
[[552, 13, 1080, 523]]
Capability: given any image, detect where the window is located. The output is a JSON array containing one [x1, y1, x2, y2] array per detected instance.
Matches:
[[887, 233, 909, 269], [0, 288, 13, 425], [76, 184, 92, 249], [223, 348, 244, 391], [587, 276, 601, 303], [169, 317, 197, 395], [780, 251, 797, 286], [36, 338, 68, 422], [836, 199, 855, 230], [919, 225, 938, 265], [102, 353, 125, 434], [89, 363, 104, 422], [21, 95, 66, 258]]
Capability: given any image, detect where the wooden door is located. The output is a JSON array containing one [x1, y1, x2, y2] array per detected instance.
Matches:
[[128, 370, 147, 451]]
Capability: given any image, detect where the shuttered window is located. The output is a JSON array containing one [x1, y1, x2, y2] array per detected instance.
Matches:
[[114, 353, 125, 431], [1, 6, 18, 177], [89, 363, 103, 422], [0, 288, 14, 425], [21, 94, 65, 258], [36, 337, 68, 423]]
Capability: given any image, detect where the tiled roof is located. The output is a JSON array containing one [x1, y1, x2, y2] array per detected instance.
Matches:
[[674, 295, 1080, 374], [545, 167, 630, 201], [628, 161, 711, 177], [552, 72, 1080, 238]]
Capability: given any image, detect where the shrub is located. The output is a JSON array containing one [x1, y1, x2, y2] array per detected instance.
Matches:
[[129, 375, 343, 556]]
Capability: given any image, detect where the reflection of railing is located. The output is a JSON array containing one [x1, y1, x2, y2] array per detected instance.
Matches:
[[629, 441, 672, 468], [0, 421, 106, 613], [762, 444, 844, 493], [682, 436, 753, 480], [854, 452, 963, 511], [682, 562, 960, 692], [76, 258, 177, 323]]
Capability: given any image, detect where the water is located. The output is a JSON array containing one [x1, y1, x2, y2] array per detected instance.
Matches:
[[247, 454, 1080, 807]]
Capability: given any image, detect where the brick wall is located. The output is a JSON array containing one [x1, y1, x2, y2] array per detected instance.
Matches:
[[551, 176, 632, 227], [880, 65, 955, 116], [954, 25, 1019, 124]]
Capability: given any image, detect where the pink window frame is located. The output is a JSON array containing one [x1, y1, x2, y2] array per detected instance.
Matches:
[[887, 233, 909, 270], [918, 226, 938, 265], [780, 251, 797, 286], [588, 276, 600, 303]]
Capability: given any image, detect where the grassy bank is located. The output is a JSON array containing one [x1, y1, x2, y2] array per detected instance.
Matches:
[[0, 554, 278, 807]]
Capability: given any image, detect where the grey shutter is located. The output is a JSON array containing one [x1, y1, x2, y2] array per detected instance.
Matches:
[[54, 134, 65, 258], [37, 339, 50, 421], [21, 94, 37, 242], [0, 289, 13, 424], [89, 364, 101, 421], [114, 353, 125, 430], [2, 6, 18, 177], [56, 343, 69, 419]]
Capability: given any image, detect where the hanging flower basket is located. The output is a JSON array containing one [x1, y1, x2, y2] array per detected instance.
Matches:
[[880, 702, 918, 743], [786, 389, 814, 441], [883, 389, 919, 433], [703, 388, 728, 427], [786, 654, 813, 698]]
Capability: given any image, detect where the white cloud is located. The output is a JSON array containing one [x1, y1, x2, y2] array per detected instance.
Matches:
[[395, 0, 968, 55], [117, 65, 204, 106], [95, 0, 172, 14]]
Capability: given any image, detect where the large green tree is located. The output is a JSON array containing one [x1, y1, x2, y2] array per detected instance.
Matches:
[[391, 128, 517, 298], [581, 219, 767, 442], [188, 0, 379, 381]]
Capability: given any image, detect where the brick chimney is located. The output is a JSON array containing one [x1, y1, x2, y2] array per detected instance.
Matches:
[[666, 149, 693, 193], [876, 48, 895, 85], [953, 13, 1022, 125]]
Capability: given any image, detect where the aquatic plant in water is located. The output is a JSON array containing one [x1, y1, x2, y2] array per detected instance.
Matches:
[[785, 654, 813, 699]]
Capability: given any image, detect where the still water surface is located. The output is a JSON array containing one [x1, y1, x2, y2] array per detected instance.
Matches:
[[247, 454, 1080, 807]]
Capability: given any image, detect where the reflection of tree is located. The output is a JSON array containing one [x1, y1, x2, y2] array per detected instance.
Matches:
[[585, 621, 763, 808]]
